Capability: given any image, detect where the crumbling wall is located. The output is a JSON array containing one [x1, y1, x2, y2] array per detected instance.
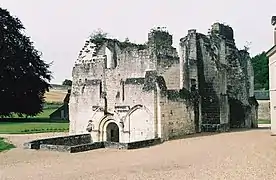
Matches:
[[148, 28, 180, 89], [70, 23, 257, 142], [179, 23, 257, 132], [69, 29, 190, 143], [211, 23, 258, 128], [179, 30, 201, 132]]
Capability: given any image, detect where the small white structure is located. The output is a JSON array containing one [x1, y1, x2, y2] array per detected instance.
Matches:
[[267, 16, 276, 135]]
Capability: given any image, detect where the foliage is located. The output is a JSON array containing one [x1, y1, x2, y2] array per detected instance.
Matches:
[[0, 137, 15, 152], [0, 8, 51, 117], [149, 26, 172, 49], [90, 28, 108, 40], [0, 122, 69, 134], [62, 79, 72, 86], [251, 52, 269, 90]]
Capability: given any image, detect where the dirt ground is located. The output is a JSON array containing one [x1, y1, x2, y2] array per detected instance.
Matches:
[[1, 128, 276, 180]]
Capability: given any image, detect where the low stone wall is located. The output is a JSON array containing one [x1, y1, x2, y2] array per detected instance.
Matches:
[[103, 142, 128, 149], [127, 138, 161, 149], [24, 134, 162, 153], [70, 142, 104, 153], [40, 144, 71, 152], [103, 138, 161, 150], [23, 134, 91, 150]]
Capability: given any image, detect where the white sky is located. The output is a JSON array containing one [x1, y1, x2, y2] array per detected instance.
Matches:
[[1, 0, 275, 84]]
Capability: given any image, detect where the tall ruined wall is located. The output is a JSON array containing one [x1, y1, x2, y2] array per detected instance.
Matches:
[[148, 29, 180, 89], [209, 23, 258, 128], [179, 23, 257, 131]]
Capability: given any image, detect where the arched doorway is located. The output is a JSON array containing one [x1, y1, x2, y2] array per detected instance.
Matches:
[[106, 122, 119, 142]]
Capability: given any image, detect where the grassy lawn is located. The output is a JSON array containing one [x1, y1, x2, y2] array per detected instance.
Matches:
[[33, 108, 57, 118], [258, 119, 271, 124], [0, 101, 69, 134], [0, 122, 69, 134], [12, 104, 61, 119], [0, 137, 15, 152]]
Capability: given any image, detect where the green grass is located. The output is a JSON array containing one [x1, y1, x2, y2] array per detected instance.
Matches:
[[0, 137, 15, 152], [0, 122, 69, 134], [11, 107, 58, 119], [35, 108, 57, 118], [258, 119, 271, 124]]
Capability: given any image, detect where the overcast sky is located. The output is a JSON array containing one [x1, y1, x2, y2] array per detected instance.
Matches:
[[1, 0, 275, 84]]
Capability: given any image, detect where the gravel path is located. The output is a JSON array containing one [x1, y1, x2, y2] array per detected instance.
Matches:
[[1, 129, 276, 180]]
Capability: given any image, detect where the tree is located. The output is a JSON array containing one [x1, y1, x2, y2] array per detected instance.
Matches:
[[251, 52, 269, 90], [0, 8, 51, 117], [62, 79, 72, 86]]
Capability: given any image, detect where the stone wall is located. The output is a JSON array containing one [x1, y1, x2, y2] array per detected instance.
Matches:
[[24, 134, 161, 153], [69, 23, 257, 144], [23, 134, 92, 150], [179, 23, 257, 131], [257, 100, 270, 120], [69, 28, 188, 143], [160, 97, 195, 140]]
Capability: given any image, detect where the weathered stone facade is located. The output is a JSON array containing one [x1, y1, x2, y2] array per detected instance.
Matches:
[[69, 23, 258, 143]]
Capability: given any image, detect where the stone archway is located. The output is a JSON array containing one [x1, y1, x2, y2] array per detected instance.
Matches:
[[106, 122, 119, 142]]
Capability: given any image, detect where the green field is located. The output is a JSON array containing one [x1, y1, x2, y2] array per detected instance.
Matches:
[[0, 122, 69, 134], [0, 137, 15, 152]]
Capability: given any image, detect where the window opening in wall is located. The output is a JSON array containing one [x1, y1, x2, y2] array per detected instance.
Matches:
[[190, 78, 196, 91], [104, 97, 107, 114], [105, 47, 113, 69], [122, 81, 125, 101], [99, 82, 102, 98]]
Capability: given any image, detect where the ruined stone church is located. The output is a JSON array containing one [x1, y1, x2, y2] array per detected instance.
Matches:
[[69, 23, 258, 143]]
